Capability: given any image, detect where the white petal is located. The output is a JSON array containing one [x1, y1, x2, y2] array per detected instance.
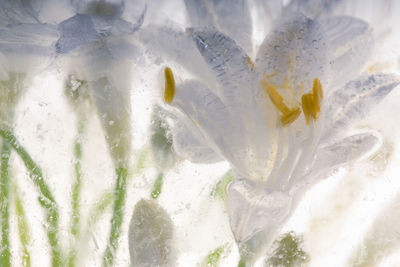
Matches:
[[321, 16, 373, 91], [137, 25, 218, 88], [170, 120, 222, 163], [191, 28, 254, 106], [171, 79, 249, 174], [171, 79, 277, 182], [256, 13, 328, 98], [184, 0, 252, 54], [227, 178, 291, 244], [313, 131, 381, 175], [0, 23, 58, 74], [190, 29, 277, 168], [56, 14, 100, 54], [90, 77, 132, 165], [322, 73, 400, 141], [285, 0, 340, 18]]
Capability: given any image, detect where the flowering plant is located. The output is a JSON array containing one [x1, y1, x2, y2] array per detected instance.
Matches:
[[157, 4, 400, 264]]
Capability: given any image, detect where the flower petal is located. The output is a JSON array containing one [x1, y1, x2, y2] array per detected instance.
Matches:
[[137, 25, 218, 87], [190, 28, 254, 106], [321, 16, 373, 91], [322, 73, 400, 141], [227, 178, 291, 244], [184, 0, 252, 54], [90, 77, 132, 166], [56, 14, 100, 54], [170, 79, 277, 182], [256, 14, 328, 98], [170, 120, 222, 163], [285, 0, 341, 18], [170, 79, 249, 173], [313, 131, 381, 175]]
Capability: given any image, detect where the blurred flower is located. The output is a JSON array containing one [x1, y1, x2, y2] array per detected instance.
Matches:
[[56, 0, 146, 166], [0, 1, 57, 122], [160, 8, 400, 264]]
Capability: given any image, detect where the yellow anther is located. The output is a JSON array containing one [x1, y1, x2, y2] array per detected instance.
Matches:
[[301, 93, 313, 125], [245, 56, 254, 70], [301, 78, 324, 124], [281, 107, 301, 126], [312, 78, 323, 100], [261, 75, 301, 126], [263, 82, 290, 114], [164, 67, 175, 104]]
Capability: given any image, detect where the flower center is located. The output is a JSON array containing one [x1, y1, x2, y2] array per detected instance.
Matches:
[[260, 75, 323, 126]]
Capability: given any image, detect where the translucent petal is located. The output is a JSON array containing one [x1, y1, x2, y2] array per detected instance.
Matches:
[[137, 25, 218, 88], [183, 0, 215, 28], [191, 28, 254, 107], [285, 0, 342, 18], [0, 23, 58, 74], [256, 14, 328, 100], [184, 0, 252, 54], [251, 0, 285, 49], [321, 16, 373, 91], [56, 14, 100, 54], [0, 0, 41, 25], [181, 28, 278, 181], [90, 76, 132, 165], [227, 179, 291, 244], [313, 132, 381, 174], [170, 79, 248, 174], [322, 73, 400, 141], [170, 120, 222, 164], [129, 199, 175, 267]]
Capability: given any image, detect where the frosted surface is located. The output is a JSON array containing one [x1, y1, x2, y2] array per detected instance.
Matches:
[[1, 1, 400, 267]]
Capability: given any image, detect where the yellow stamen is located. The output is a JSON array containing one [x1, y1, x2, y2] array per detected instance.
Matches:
[[261, 75, 302, 126], [245, 56, 254, 70], [164, 67, 175, 104], [312, 78, 323, 100], [281, 107, 301, 126], [264, 82, 290, 114], [301, 93, 312, 125], [301, 78, 324, 124]]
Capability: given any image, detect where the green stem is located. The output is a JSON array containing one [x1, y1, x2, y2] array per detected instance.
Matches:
[[89, 190, 114, 226], [13, 182, 31, 267], [0, 124, 61, 266], [103, 167, 128, 267], [68, 126, 84, 267], [0, 141, 11, 267], [151, 172, 164, 200]]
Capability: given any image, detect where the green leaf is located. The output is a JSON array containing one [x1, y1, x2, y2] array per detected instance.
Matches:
[[103, 167, 129, 267], [211, 170, 233, 202], [151, 173, 164, 200], [13, 182, 31, 267], [0, 124, 62, 266], [265, 231, 309, 267], [0, 141, 11, 267], [129, 199, 174, 267], [200, 244, 230, 267], [68, 126, 85, 267]]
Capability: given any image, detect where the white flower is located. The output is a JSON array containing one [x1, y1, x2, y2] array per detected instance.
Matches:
[[160, 11, 400, 263], [0, 3, 57, 122], [55, 0, 146, 165]]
